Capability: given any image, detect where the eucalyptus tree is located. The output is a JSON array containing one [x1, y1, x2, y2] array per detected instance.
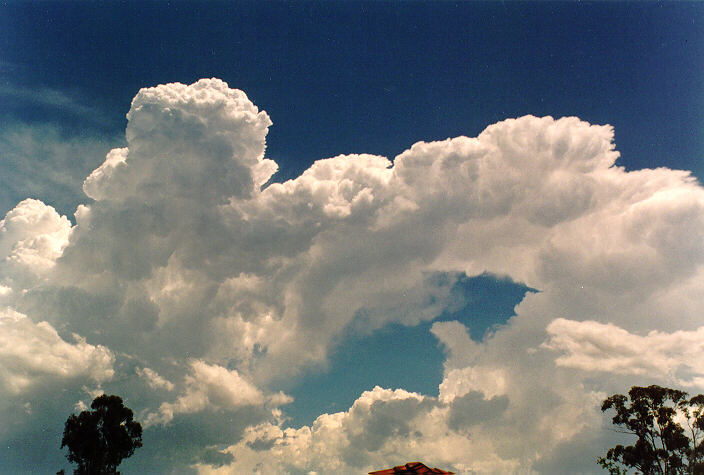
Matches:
[[599, 385, 704, 474]]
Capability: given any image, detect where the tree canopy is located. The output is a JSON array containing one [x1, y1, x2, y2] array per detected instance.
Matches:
[[60, 394, 142, 474], [599, 385, 704, 474]]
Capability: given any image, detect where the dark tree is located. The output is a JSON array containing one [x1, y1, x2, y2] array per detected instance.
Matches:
[[61, 394, 142, 474], [599, 385, 704, 474]]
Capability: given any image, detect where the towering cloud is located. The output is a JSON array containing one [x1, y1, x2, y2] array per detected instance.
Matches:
[[2, 78, 703, 472]]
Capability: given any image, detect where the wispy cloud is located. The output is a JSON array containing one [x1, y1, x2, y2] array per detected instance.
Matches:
[[0, 123, 116, 216], [0, 83, 104, 120]]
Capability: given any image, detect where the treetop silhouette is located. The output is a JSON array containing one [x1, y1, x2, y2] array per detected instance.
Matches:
[[60, 394, 142, 475]]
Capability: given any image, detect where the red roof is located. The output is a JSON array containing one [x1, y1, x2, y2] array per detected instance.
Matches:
[[369, 461, 455, 474]]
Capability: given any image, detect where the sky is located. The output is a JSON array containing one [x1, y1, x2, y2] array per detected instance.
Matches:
[[0, 1, 703, 473]]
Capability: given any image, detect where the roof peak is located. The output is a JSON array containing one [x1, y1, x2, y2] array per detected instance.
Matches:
[[369, 461, 455, 475]]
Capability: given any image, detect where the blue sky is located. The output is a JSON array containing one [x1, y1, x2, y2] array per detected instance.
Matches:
[[1, 2, 703, 473]]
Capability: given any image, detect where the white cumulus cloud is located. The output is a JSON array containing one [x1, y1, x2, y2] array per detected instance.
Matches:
[[544, 318, 704, 386], [145, 360, 291, 428], [0, 199, 72, 287], [3, 78, 704, 472], [0, 307, 114, 395]]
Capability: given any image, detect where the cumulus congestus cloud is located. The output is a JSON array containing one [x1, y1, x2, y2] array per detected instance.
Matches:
[[2, 78, 704, 473]]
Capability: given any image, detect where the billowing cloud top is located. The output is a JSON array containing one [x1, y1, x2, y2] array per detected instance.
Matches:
[[2, 78, 704, 473], [84, 78, 276, 203]]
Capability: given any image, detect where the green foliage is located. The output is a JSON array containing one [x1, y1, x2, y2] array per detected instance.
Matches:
[[61, 395, 142, 474], [600, 385, 704, 474]]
